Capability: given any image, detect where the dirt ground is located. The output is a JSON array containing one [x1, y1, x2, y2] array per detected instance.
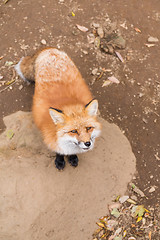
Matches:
[[0, 111, 136, 240], [0, 0, 160, 239]]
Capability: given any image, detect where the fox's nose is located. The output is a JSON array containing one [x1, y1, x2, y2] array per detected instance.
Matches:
[[84, 141, 91, 147]]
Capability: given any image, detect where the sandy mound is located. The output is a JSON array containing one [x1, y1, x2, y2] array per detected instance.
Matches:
[[0, 111, 136, 240]]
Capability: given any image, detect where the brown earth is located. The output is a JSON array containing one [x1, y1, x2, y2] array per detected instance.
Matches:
[[0, 0, 160, 239], [0, 112, 136, 240]]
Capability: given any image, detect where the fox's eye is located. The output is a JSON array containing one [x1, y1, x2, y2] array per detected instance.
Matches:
[[70, 130, 78, 134], [86, 127, 92, 131]]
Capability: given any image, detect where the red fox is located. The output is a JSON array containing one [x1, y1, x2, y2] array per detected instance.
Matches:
[[15, 48, 101, 169]]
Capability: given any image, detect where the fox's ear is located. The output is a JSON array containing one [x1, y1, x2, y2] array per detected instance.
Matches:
[[49, 108, 64, 124], [85, 99, 98, 116]]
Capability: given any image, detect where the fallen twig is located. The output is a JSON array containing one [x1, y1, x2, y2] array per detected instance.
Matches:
[[0, 69, 16, 93], [4, 0, 10, 4]]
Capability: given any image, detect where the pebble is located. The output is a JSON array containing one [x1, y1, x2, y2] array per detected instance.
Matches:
[[92, 68, 98, 75], [87, 33, 95, 44], [131, 195, 137, 201], [119, 195, 129, 204], [97, 27, 104, 38], [81, 50, 88, 55], [148, 36, 159, 43], [92, 23, 100, 28], [41, 39, 47, 45], [19, 85, 23, 90], [149, 186, 156, 193]]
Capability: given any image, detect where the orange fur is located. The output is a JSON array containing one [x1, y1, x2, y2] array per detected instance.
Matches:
[[16, 48, 101, 154]]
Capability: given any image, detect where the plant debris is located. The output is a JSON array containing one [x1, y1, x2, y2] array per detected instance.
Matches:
[[6, 129, 14, 139], [134, 27, 141, 33], [100, 33, 126, 55], [147, 36, 159, 43], [129, 183, 145, 198], [76, 24, 88, 32], [5, 61, 14, 67], [92, 192, 160, 240]]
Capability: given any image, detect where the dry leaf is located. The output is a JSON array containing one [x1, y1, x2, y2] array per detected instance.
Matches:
[[119, 195, 129, 203], [127, 198, 137, 205], [115, 51, 124, 63], [96, 222, 105, 228], [6, 129, 14, 139], [76, 24, 88, 32], [108, 76, 120, 84], [5, 79, 15, 86], [72, 12, 75, 17], [5, 61, 14, 66], [111, 208, 121, 218], [148, 231, 152, 240], [134, 27, 141, 33], [136, 216, 143, 222], [145, 43, 155, 48], [123, 230, 127, 237]]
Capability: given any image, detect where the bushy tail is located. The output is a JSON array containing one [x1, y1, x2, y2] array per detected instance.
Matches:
[[15, 54, 37, 82]]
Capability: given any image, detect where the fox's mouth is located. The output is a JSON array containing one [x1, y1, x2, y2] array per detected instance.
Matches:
[[82, 147, 90, 150]]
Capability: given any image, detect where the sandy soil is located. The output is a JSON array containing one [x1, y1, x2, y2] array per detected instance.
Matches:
[[0, 111, 135, 240]]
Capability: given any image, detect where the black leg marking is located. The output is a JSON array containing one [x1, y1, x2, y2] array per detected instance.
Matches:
[[68, 155, 79, 167], [55, 154, 65, 170]]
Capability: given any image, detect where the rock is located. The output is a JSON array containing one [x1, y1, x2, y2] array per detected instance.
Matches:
[[19, 85, 23, 90], [148, 36, 159, 43], [91, 68, 98, 75], [81, 50, 88, 55], [94, 37, 101, 48], [149, 186, 156, 193], [113, 35, 126, 49], [92, 23, 100, 28], [97, 27, 104, 38], [87, 33, 95, 44], [41, 39, 47, 45], [119, 195, 129, 203]]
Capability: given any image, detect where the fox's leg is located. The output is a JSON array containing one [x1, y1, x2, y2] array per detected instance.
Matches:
[[68, 155, 79, 167], [55, 153, 65, 170]]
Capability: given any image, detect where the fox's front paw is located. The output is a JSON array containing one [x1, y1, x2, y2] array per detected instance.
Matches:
[[68, 155, 79, 167], [55, 154, 65, 170]]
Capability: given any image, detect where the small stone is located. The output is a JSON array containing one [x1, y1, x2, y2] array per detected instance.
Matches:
[[97, 27, 104, 38], [131, 195, 138, 201], [148, 36, 159, 43], [92, 23, 100, 28], [19, 85, 23, 90], [142, 118, 148, 124], [119, 195, 129, 203], [41, 39, 47, 45], [91, 68, 98, 75], [139, 93, 144, 98], [115, 227, 122, 235], [87, 33, 95, 44], [149, 186, 156, 193], [81, 50, 88, 55]]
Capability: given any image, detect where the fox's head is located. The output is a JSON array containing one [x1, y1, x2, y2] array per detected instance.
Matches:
[[49, 99, 101, 155]]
